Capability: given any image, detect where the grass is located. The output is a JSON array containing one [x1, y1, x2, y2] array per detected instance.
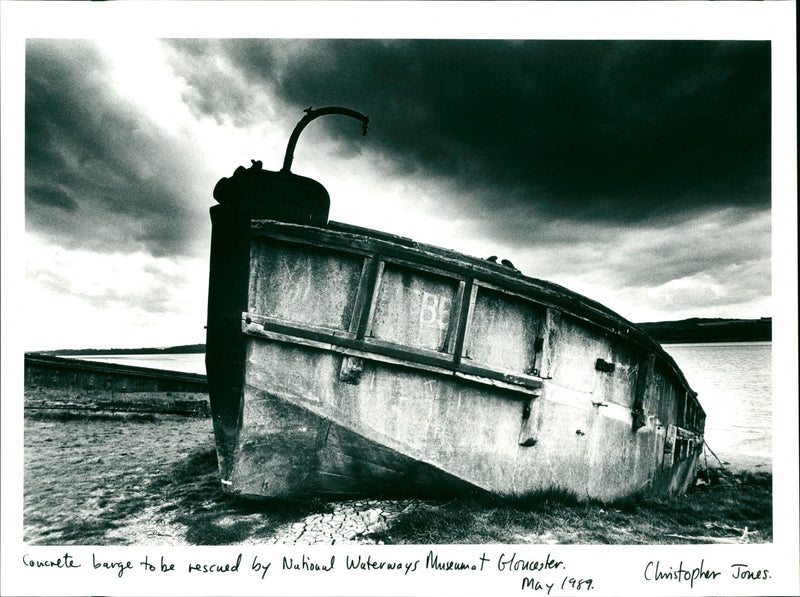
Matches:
[[152, 448, 334, 545], [26, 410, 159, 423], [369, 468, 772, 545]]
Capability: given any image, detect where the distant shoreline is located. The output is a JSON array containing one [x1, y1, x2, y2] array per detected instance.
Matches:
[[38, 343, 206, 356], [637, 317, 771, 344], [36, 317, 771, 355]]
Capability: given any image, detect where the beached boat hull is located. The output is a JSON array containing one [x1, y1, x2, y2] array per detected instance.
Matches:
[[206, 206, 705, 502]]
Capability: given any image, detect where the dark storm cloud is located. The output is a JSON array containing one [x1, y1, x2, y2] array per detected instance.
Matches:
[[597, 211, 770, 291], [167, 39, 770, 225], [166, 38, 262, 128], [26, 39, 209, 257]]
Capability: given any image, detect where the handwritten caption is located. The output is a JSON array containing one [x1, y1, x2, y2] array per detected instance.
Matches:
[[20, 550, 772, 592]]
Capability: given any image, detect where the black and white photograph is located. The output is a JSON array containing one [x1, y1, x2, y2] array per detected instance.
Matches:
[[2, 2, 797, 596]]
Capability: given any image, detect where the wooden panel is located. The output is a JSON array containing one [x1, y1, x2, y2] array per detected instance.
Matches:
[[463, 287, 544, 376], [249, 241, 365, 332], [367, 263, 460, 353]]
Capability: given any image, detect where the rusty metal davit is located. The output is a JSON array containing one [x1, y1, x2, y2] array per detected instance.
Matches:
[[205, 106, 705, 502]]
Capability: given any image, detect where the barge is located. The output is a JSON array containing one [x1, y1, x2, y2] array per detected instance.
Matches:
[[205, 107, 705, 502]]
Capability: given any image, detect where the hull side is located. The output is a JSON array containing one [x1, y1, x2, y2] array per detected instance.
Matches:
[[227, 335, 696, 502]]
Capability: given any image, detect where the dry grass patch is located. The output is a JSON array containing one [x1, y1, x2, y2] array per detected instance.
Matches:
[[371, 469, 772, 545]]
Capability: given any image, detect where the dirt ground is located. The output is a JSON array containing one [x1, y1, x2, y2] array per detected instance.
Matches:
[[23, 411, 430, 545]]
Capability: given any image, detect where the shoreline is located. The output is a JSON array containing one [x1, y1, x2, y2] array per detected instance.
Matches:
[[24, 386, 210, 418]]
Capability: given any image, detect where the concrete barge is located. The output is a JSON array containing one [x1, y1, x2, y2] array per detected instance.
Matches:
[[205, 107, 705, 502]]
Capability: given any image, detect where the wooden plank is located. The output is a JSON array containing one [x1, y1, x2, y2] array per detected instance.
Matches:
[[456, 281, 479, 364], [445, 280, 466, 355], [347, 256, 376, 335], [457, 362, 544, 390], [539, 308, 562, 379], [675, 425, 702, 440], [242, 324, 455, 375], [452, 278, 475, 367], [453, 372, 541, 397], [245, 312, 357, 341], [360, 337, 456, 365], [354, 255, 383, 339], [362, 260, 385, 340], [632, 353, 655, 431], [327, 220, 414, 246]]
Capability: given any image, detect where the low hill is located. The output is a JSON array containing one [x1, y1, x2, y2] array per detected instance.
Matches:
[[40, 344, 205, 356], [637, 317, 771, 344]]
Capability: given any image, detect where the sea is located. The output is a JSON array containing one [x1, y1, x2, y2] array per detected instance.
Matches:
[[662, 341, 772, 472], [69, 341, 772, 471]]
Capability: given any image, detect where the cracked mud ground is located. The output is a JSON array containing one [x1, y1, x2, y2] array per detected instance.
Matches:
[[24, 413, 429, 546]]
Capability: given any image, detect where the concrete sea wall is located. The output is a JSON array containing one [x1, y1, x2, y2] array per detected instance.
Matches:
[[24, 353, 210, 417]]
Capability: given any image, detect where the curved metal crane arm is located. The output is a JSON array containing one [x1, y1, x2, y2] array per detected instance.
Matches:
[[281, 106, 370, 173]]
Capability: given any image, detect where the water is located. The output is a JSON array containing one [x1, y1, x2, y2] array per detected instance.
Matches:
[[662, 342, 771, 471], [64, 353, 207, 375], [72, 342, 772, 471]]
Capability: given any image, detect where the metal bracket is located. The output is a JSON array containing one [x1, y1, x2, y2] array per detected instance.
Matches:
[[595, 358, 616, 373], [339, 355, 364, 384]]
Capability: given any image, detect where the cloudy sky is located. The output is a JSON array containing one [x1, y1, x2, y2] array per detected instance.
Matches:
[[22, 36, 773, 351]]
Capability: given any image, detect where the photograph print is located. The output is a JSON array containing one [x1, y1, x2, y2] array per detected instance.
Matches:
[[19, 37, 776, 551]]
